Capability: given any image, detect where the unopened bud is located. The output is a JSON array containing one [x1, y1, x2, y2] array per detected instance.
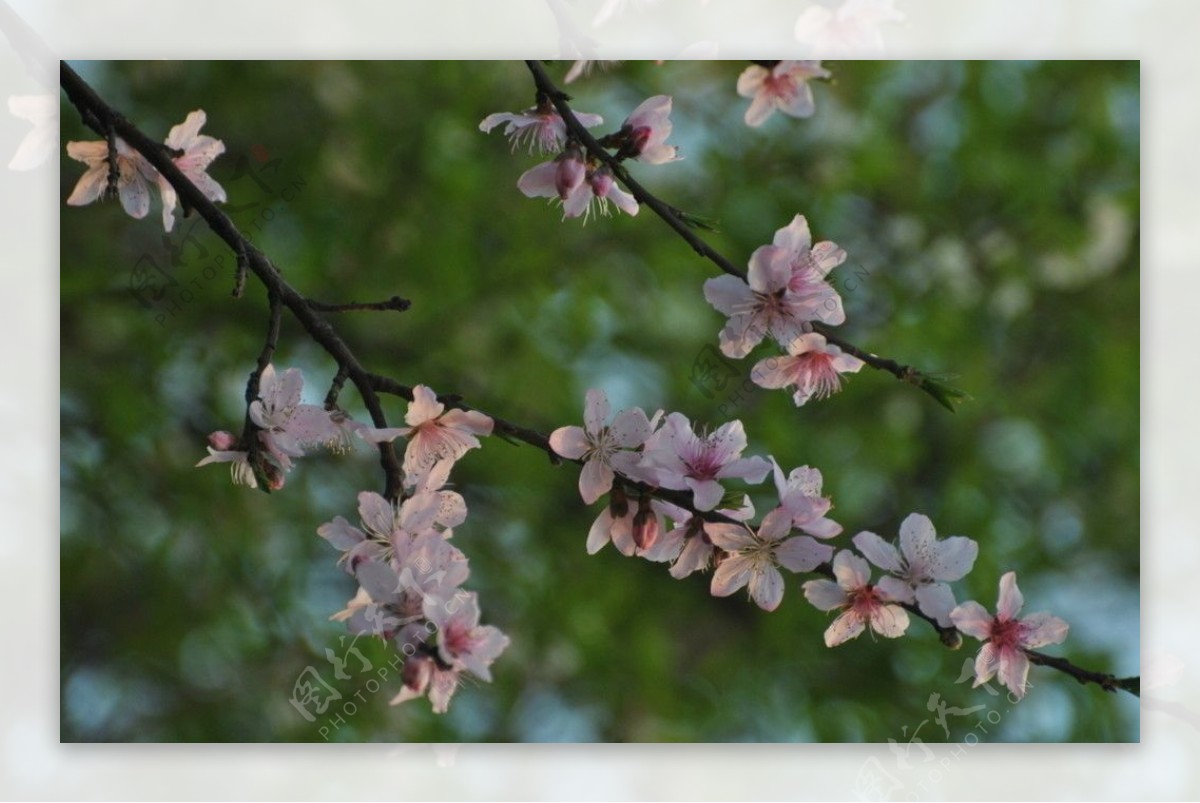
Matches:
[[632, 503, 659, 551], [940, 628, 963, 650], [262, 461, 285, 491], [402, 653, 434, 693], [554, 146, 585, 200], [207, 430, 238, 450], [589, 165, 615, 198]]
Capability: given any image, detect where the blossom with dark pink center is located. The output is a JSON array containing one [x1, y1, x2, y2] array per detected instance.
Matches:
[[737, 61, 830, 127], [771, 214, 848, 325], [950, 572, 1069, 699], [423, 591, 509, 683], [360, 385, 493, 483], [639, 412, 771, 510], [803, 550, 911, 646], [704, 238, 827, 359], [751, 332, 864, 406]]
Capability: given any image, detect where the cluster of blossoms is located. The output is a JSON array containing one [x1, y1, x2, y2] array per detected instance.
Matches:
[[705, 214, 865, 407], [196, 369, 505, 713], [482, 93, 678, 221], [550, 386, 1071, 699], [318, 387, 505, 713], [139, 61, 1082, 714], [66, 109, 226, 232], [196, 364, 369, 490]]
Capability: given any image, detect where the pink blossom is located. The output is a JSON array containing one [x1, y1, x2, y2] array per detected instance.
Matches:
[[794, 0, 904, 57], [158, 110, 226, 232], [518, 155, 638, 220], [621, 95, 679, 164], [751, 332, 864, 406], [586, 485, 638, 556], [736, 61, 830, 127], [641, 496, 756, 578], [247, 364, 313, 470], [708, 509, 833, 611], [950, 572, 1069, 700], [318, 489, 465, 575], [703, 245, 816, 359], [549, 388, 655, 504], [390, 653, 461, 713], [424, 591, 510, 683], [767, 460, 842, 538], [360, 385, 493, 482], [802, 550, 911, 646], [480, 104, 603, 154], [853, 513, 979, 627], [771, 214, 849, 325], [640, 412, 771, 510], [65, 137, 158, 219]]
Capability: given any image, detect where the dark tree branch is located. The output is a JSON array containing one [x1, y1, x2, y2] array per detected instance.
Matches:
[[1025, 649, 1140, 697], [524, 60, 966, 412]]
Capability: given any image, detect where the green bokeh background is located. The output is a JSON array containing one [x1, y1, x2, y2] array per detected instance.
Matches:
[[60, 60, 1139, 742]]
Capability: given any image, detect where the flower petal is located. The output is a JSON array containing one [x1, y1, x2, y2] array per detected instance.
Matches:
[[914, 582, 958, 627], [774, 535, 833, 573], [997, 647, 1031, 699], [824, 610, 866, 646], [852, 530, 904, 573], [802, 578, 847, 611], [578, 457, 614, 506], [583, 387, 610, 435], [996, 571, 1024, 620], [586, 509, 613, 554], [1020, 613, 1069, 649], [949, 601, 993, 641], [710, 554, 753, 597], [870, 604, 911, 638], [548, 425, 590, 460], [748, 565, 785, 611]]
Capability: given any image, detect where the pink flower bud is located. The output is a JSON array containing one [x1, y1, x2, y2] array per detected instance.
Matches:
[[262, 461, 286, 491], [632, 503, 659, 551], [402, 654, 434, 694], [589, 165, 615, 198], [554, 147, 586, 200], [207, 430, 238, 450]]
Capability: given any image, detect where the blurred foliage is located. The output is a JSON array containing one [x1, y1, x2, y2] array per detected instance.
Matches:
[[60, 60, 1139, 743]]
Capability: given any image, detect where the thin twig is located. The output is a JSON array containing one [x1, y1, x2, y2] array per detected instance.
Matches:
[[307, 295, 411, 313]]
